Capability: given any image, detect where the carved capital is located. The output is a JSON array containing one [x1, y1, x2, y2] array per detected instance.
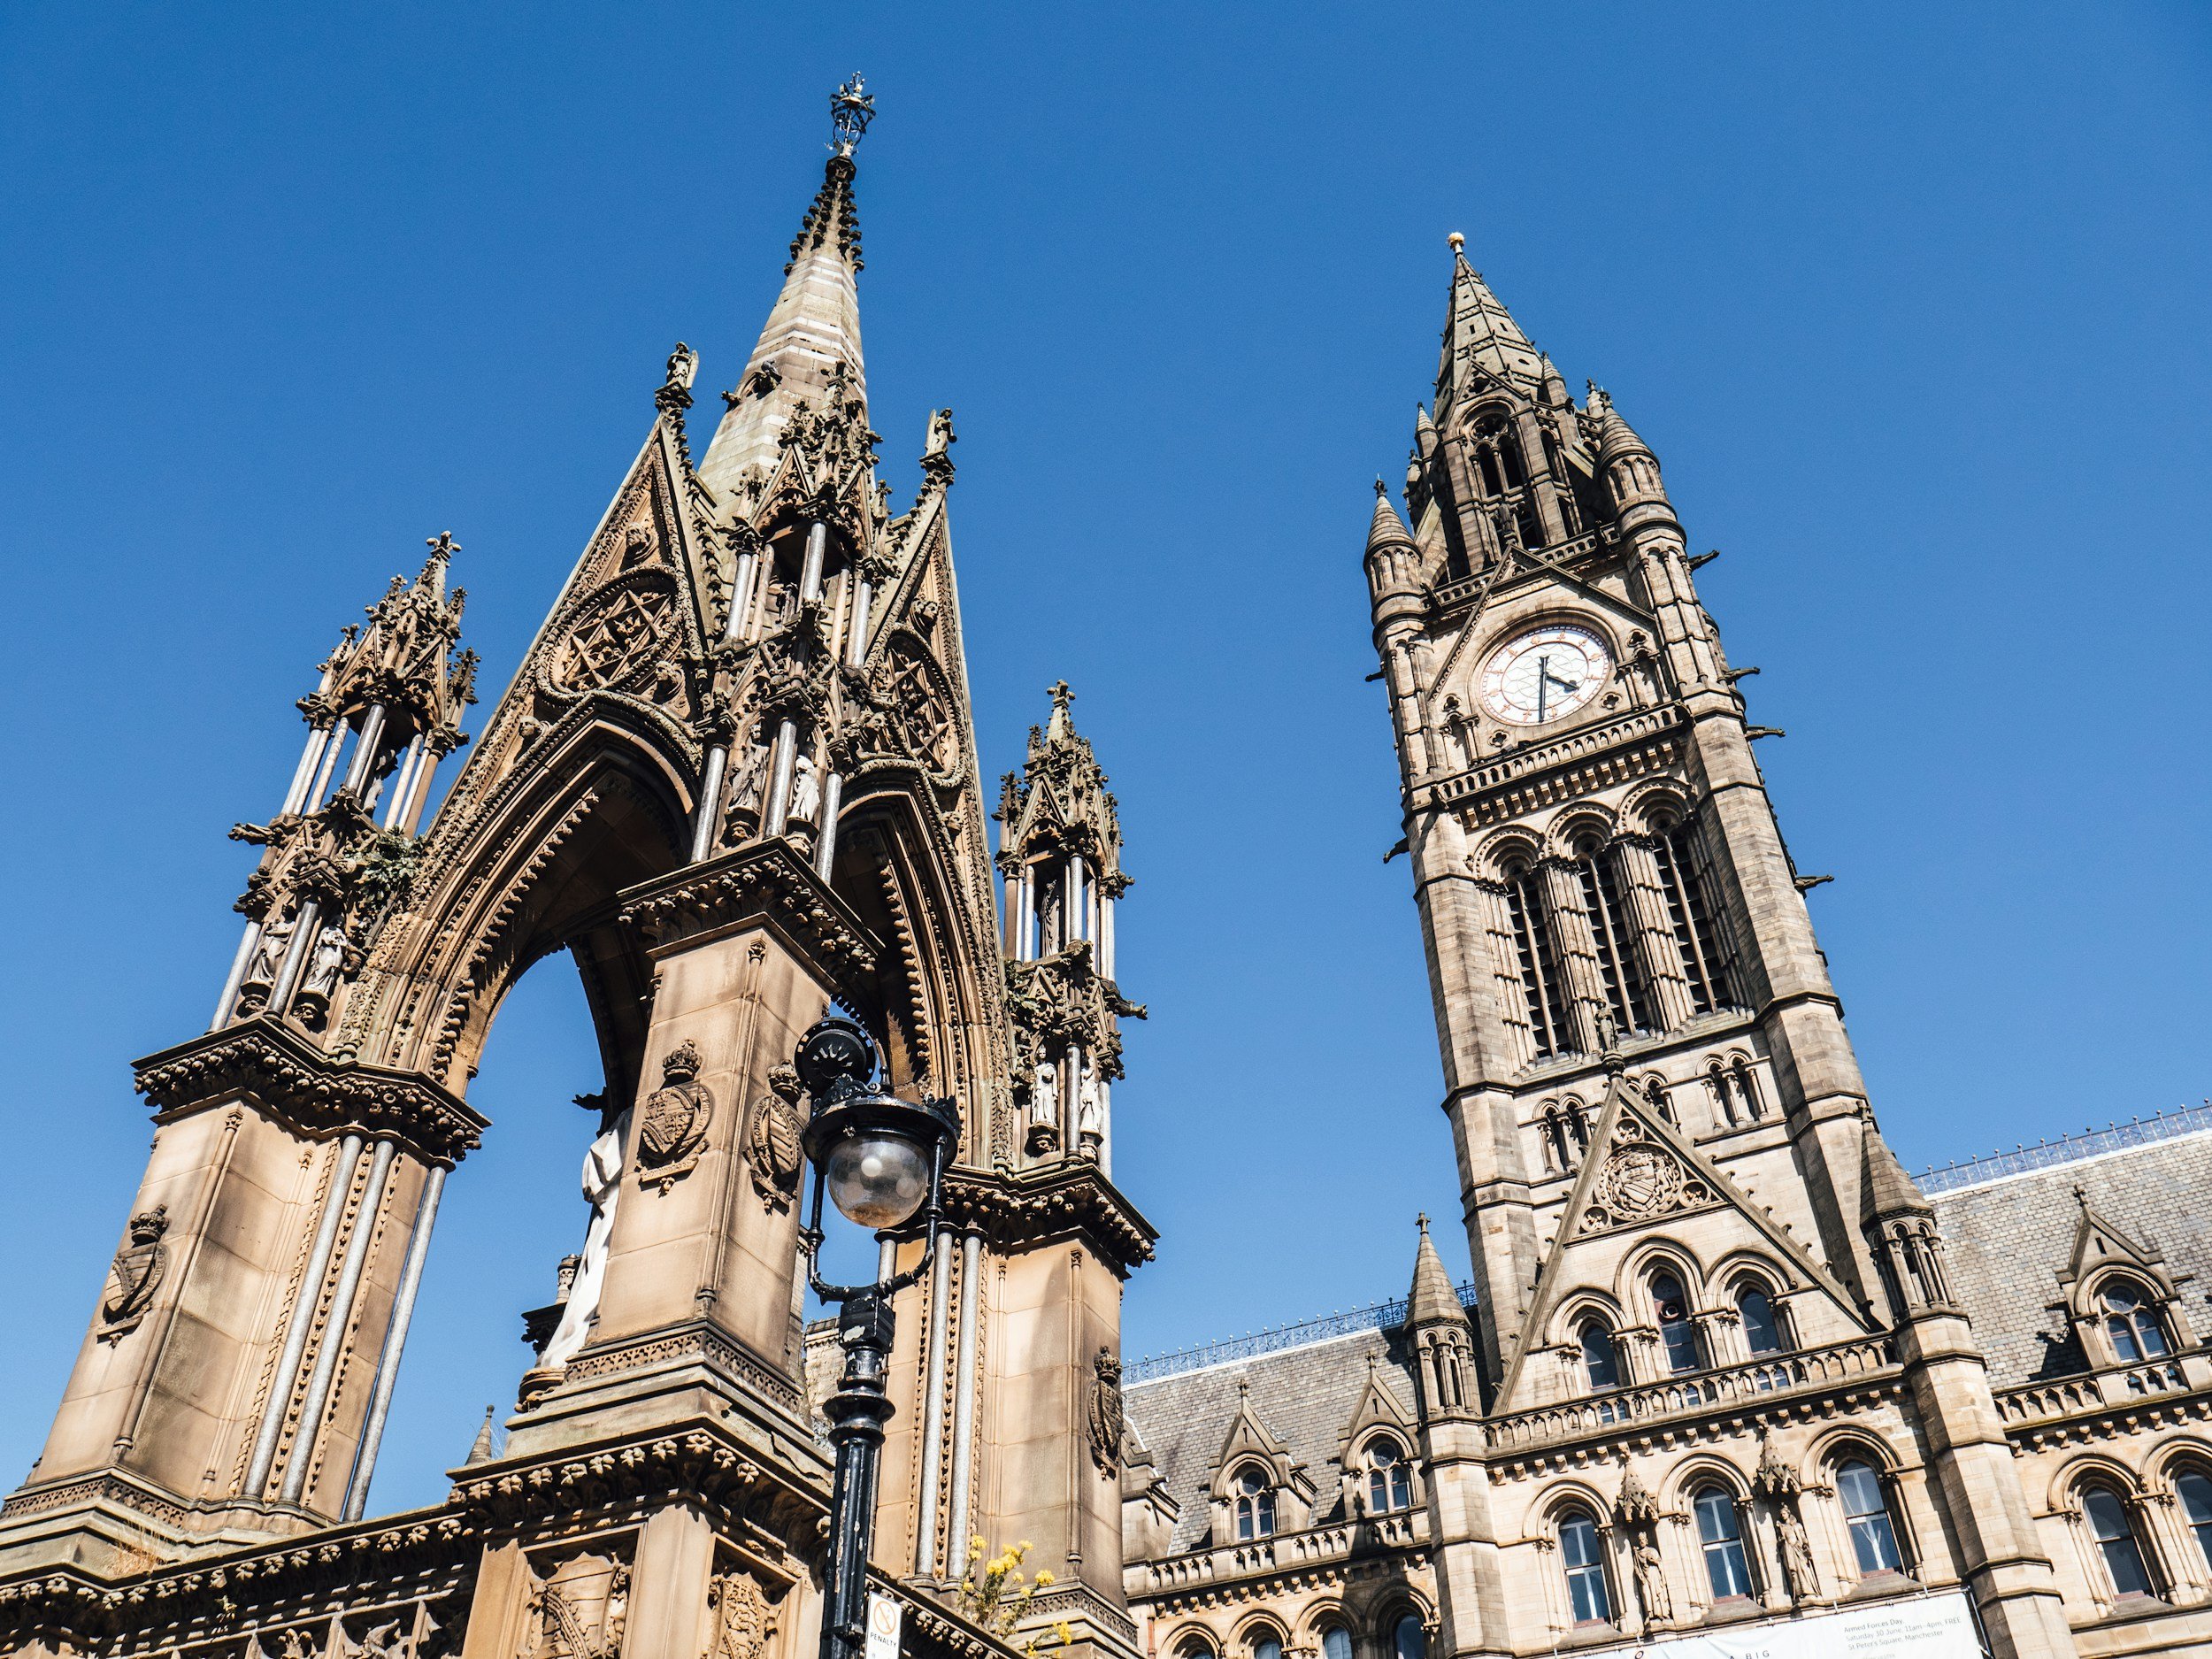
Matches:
[[617, 841, 877, 978]]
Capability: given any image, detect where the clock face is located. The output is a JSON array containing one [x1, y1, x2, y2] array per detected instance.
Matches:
[[1479, 623, 1612, 726]]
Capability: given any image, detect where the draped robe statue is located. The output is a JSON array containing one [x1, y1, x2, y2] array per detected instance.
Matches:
[[541, 1103, 634, 1368]]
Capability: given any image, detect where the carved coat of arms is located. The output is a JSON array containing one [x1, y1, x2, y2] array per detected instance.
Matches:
[[635, 1041, 713, 1193], [1594, 1146, 1681, 1221], [747, 1065, 805, 1213], [1086, 1347, 1125, 1476], [707, 1571, 779, 1659], [101, 1205, 170, 1338]]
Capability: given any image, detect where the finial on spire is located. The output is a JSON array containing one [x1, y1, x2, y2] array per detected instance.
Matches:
[[1417, 1211, 1429, 1233], [1049, 680, 1074, 714], [831, 74, 875, 156], [1374, 476, 1387, 497], [1447, 231, 1464, 257]]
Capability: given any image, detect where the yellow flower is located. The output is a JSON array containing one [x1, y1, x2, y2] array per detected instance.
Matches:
[[1034, 1571, 1055, 1586]]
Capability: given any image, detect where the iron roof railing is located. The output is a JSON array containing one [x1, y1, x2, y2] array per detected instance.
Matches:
[[1127, 1281, 1479, 1385], [1918, 1102, 2212, 1194]]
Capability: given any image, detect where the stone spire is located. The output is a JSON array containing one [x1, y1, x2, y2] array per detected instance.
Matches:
[[1406, 1214, 1470, 1328], [697, 77, 874, 503], [1436, 231, 1547, 411], [1366, 479, 1416, 556], [1860, 1110, 1934, 1223]]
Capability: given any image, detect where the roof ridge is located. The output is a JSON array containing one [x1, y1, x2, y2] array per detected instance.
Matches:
[[1126, 1279, 1477, 1385]]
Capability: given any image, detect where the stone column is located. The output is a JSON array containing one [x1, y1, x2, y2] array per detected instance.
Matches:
[[506, 841, 873, 1459]]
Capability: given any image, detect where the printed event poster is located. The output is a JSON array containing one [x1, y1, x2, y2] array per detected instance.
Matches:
[[1590, 1592, 1981, 1659]]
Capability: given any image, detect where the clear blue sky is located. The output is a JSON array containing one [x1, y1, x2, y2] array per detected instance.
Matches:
[[2, 5, 2208, 1517]]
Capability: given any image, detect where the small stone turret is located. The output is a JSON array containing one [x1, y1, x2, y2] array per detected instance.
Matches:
[[1405, 1216, 1477, 1419]]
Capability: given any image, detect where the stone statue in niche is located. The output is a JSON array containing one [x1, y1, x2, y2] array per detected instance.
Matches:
[[747, 1065, 805, 1213], [1077, 1062, 1103, 1160], [236, 913, 296, 1010], [1026, 1059, 1060, 1154], [291, 924, 352, 1028], [634, 1041, 713, 1193], [1631, 1535, 1672, 1626], [100, 1205, 170, 1338], [790, 752, 822, 826], [1776, 1504, 1820, 1602], [541, 1096, 634, 1369]]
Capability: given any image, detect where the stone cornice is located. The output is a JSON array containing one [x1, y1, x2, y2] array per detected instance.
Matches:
[[134, 1018, 487, 1164], [618, 839, 878, 977], [943, 1163, 1157, 1278], [1412, 705, 1684, 825], [449, 1420, 823, 1546]]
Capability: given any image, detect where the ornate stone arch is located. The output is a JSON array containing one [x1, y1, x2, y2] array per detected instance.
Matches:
[[1546, 804, 1618, 861], [1471, 826, 1544, 881], [340, 706, 698, 1093], [1620, 780, 1693, 835], [1615, 1237, 1709, 1310]]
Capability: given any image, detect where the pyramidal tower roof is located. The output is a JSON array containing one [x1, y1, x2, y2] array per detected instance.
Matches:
[[1406, 1214, 1471, 1327], [1436, 232, 1547, 410], [698, 76, 874, 503], [1366, 478, 1415, 555]]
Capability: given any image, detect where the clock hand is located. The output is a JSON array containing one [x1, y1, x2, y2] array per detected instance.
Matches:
[[1536, 655, 1549, 721]]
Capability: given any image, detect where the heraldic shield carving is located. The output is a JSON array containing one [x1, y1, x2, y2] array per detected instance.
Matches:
[[746, 1064, 805, 1213], [635, 1040, 713, 1193], [100, 1204, 171, 1339]]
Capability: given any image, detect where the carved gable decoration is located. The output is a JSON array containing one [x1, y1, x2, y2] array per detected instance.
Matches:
[[550, 574, 683, 698], [524, 1552, 629, 1659], [1582, 1118, 1710, 1234]]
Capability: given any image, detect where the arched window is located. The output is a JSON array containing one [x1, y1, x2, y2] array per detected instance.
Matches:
[[1390, 1616, 1426, 1659], [1250, 1633, 1283, 1659], [1738, 1285, 1786, 1356], [1502, 859, 1576, 1060], [1647, 817, 1737, 1014], [2081, 1485, 2154, 1599], [2176, 1471, 2212, 1569], [2100, 1281, 2171, 1363], [1572, 833, 1656, 1036], [1176, 1639, 1215, 1659], [1580, 1320, 1621, 1390], [1641, 1075, 1675, 1125], [1233, 1467, 1276, 1540], [1694, 1486, 1755, 1601], [1365, 1439, 1413, 1513], [1558, 1509, 1612, 1624], [1651, 1273, 1701, 1374], [1836, 1460, 1903, 1575], [1320, 1630, 1352, 1659]]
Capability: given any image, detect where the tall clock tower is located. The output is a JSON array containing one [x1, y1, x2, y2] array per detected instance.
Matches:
[[1365, 237, 2075, 1656]]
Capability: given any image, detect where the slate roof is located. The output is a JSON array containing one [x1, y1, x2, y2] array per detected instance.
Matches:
[[1125, 1324, 1422, 1555], [1932, 1126, 2212, 1389]]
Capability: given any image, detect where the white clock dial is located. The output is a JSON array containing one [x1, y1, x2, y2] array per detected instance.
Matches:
[[1479, 623, 1611, 726]]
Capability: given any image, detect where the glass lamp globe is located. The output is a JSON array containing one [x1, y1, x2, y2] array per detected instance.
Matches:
[[825, 1130, 932, 1230]]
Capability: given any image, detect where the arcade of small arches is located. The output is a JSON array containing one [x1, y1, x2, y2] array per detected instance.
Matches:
[[1167, 1600, 1434, 1659], [1553, 1250, 1798, 1402], [2040, 1444, 2212, 1611], [1534, 1434, 1913, 1632]]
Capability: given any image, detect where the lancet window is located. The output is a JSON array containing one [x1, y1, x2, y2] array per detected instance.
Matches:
[[1580, 1320, 1621, 1390], [1651, 1273, 1701, 1375], [1502, 859, 1576, 1060], [1572, 833, 1655, 1036], [1647, 816, 1739, 1015], [1557, 1509, 1613, 1624], [2080, 1484, 2154, 1600], [1835, 1459, 1905, 1576], [1737, 1284, 1786, 1356], [1693, 1486, 1756, 1601], [1320, 1629, 1352, 1659], [2175, 1470, 2212, 1569], [1389, 1615, 1427, 1659]]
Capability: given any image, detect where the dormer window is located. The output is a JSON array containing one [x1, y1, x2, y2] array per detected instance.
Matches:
[[2101, 1280, 2171, 1363], [1233, 1467, 1276, 1540], [1364, 1439, 1413, 1513]]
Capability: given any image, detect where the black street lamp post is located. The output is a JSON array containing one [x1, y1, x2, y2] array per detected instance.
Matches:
[[794, 1015, 961, 1659]]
